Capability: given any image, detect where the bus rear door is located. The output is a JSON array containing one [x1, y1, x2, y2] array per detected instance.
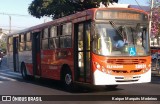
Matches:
[[32, 31, 41, 77], [13, 37, 19, 72]]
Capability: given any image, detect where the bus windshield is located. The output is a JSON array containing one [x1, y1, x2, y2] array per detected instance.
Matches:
[[93, 22, 150, 56]]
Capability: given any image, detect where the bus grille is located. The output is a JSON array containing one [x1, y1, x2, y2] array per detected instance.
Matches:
[[115, 76, 140, 82], [116, 80, 139, 82], [107, 59, 146, 65], [112, 69, 142, 73]]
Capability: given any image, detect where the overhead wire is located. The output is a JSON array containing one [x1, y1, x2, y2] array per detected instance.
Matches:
[[134, 0, 145, 11], [0, 12, 32, 17]]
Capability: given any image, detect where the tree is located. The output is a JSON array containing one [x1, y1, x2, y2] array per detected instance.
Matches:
[[150, 0, 160, 36], [0, 32, 7, 53], [151, 8, 160, 36], [28, 0, 118, 19]]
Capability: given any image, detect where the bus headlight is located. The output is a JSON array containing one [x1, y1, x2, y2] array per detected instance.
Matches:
[[142, 70, 145, 73], [94, 62, 101, 69], [94, 62, 112, 74], [107, 70, 112, 74], [102, 66, 106, 72]]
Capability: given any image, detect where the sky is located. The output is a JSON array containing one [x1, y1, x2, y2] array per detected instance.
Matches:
[[0, 0, 52, 33], [0, 0, 149, 33], [119, 0, 150, 6]]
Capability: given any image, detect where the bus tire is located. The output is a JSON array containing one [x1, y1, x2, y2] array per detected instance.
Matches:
[[62, 69, 74, 91], [21, 63, 29, 80], [105, 85, 118, 90]]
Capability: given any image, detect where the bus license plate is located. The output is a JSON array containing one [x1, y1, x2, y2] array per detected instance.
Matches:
[[124, 76, 133, 80]]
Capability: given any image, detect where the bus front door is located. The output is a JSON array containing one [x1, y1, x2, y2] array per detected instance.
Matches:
[[32, 32, 41, 77], [74, 22, 91, 83]]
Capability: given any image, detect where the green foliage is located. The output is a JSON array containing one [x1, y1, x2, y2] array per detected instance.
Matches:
[[0, 37, 6, 53], [28, 0, 118, 19], [0, 41, 6, 52]]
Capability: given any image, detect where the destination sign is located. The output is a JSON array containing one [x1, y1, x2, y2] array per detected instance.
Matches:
[[96, 10, 148, 21]]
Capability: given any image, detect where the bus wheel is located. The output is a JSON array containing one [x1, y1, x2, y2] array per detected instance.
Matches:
[[21, 63, 29, 80], [105, 85, 118, 90], [62, 70, 74, 91]]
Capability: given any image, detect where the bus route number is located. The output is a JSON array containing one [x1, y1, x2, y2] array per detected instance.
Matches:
[[135, 64, 146, 69]]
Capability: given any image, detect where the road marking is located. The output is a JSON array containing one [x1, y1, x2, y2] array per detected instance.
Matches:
[[0, 76, 17, 81], [0, 70, 22, 82], [6, 71, 21, 76], [0, 73, 22, 78]]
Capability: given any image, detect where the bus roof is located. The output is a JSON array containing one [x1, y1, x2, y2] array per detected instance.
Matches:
[[7, 7, 148, 37]]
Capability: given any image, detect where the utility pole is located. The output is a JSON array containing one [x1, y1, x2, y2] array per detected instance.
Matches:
[[9, 16, 11, 33]]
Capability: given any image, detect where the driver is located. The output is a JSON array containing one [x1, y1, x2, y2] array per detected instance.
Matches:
[[113, 36, 126, 48]]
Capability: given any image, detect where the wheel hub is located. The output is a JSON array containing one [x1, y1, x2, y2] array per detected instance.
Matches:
[[65, 74, 72, 85]]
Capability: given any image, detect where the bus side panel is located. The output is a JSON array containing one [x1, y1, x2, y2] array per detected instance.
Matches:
[[41, 50, 59, 79], [19, 51, 33, 75], [41, 49, 74, 80], [25, 63, 33, 75]]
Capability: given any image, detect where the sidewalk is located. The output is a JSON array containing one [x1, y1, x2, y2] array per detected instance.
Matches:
[[0, 56, 9, 70], [152, 70, 160, 77], [151, 65, 160, 77]]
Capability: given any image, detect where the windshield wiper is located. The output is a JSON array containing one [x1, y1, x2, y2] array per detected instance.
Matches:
[[109, 21, 124, 38]]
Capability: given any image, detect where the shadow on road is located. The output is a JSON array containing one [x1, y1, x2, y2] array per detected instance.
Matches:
[[0, 68, 123, 94], [17, 77, 124, 94], [0, 57, 124, 93]]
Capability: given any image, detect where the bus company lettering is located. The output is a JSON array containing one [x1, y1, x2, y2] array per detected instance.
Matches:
[[107, 65, 123, 69]]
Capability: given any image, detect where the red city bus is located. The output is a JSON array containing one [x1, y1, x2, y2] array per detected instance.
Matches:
[[7, 7, 151, 90]]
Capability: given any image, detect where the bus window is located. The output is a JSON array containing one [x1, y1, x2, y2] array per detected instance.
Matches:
[[64, 36, 72, 48], [26, 32, 31, 41], [43, 28, 49, 38], [85, 24, 91, 50], [60, 36, 71, 48], [19, 43, 25, 51], [49, 38, 59, 49], [20, 34, 25, 42], [78, 24, 83, 51], [26, 32, 32, 51], [58, 25, 63, 36], [42, 39, 49, 50], [60, 23, 72, 48], [42, 28, 49, 50], [49, 26, 59, 49], [19, 34, 25, 51], [50, 26, 57, 37], [26, 42, 32, 51], [62, 23, 72, 35]]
